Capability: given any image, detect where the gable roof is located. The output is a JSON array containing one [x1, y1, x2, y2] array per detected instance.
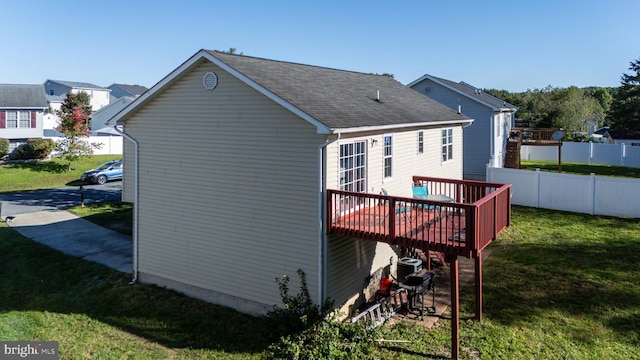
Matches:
[[408, 74, 518, 112], [108, 83, 148, 97], [45, 79, 106, 90], [0, 84, 48, 108], [604, 130, 640, 140], [111, 50, 472, 134]]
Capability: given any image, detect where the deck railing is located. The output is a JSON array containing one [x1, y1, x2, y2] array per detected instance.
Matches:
[[510, 127, 563, 145], [327, 177, 511, 259]]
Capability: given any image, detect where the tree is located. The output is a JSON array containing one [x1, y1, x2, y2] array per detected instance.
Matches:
[[55, 92, 99, 171], [608, 57, 640, 130]]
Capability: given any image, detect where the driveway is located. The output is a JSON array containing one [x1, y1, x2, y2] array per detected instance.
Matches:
[[0, 182, 122, 216]]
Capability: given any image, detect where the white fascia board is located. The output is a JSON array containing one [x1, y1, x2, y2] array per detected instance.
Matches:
[[406, 74, 429, 87], [410, 74, 503, 112], [201, 52, 332, 135], [1, 107, 47, 110], [333, 118, 474, 134], [108, 50, 208, 126], [109, 50, 333, 135]]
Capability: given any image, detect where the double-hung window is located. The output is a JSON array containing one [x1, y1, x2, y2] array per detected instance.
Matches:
[[417, 131, 424, 154], [383, 134, 393, 178], [442, 128, 453, 162], [5, 111, 30, 128]]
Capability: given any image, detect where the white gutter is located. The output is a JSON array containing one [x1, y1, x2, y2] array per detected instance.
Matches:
[[317, 132, 340, 310], [114, 125, 140, 284], [332, 119, 473, 134]]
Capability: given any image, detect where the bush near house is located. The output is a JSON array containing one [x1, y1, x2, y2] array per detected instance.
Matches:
[[26, 138, 55, 159], [0, 138, 8, 158], [8, 138, 55, 160]]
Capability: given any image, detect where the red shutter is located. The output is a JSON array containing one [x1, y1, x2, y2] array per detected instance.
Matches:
[[0, 111, 5, 128], [31, 111, 36, 128]]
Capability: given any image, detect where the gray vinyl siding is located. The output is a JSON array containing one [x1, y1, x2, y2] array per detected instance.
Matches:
[[123, 61, 325, 313], [324, 126, 462, 312], [412, 79, 497, 180]]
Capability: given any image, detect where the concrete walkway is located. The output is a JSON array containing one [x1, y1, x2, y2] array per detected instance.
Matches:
[[5, 209, 132, 274]]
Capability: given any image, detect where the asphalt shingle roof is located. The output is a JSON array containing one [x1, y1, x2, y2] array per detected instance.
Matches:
[[47, 80, 105, 89], [427, 75, 517, 111], [108, 83, 148, 96], [606, 130, 640, 140], [206, 51, 470, 129], [0, 84, 48, 108]]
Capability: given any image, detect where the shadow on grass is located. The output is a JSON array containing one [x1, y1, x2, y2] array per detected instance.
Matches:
[[0, 227, 275, 355], [469, 225, 640, 348], [7, 161, 68, 173]]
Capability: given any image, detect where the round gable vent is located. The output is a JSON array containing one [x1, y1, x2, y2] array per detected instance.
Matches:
[[424, 86, 432, 94], [203, 72, 218, 90]]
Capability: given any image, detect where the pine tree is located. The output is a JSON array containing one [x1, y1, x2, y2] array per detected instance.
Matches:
[[608, 57, 640, 130]]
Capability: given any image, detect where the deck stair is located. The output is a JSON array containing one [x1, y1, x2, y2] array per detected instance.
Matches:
[[504, 140, 521, 169]]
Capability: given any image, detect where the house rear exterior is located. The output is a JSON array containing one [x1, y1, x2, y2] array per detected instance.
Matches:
[[44, 80, 111, 112], [409, 75, 518, 180], [0, 84, 48, 152], [110, 50, 471, 316]]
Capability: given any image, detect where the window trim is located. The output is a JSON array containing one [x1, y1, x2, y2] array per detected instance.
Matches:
[[441, 127, 453, 163], [417, 130, 424, 154], [383, 133, 393, 179]]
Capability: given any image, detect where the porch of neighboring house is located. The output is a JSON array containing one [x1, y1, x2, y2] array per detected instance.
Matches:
[[327, 176, 511, 360]]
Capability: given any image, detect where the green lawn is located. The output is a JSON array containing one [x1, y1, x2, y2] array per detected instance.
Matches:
[[0, 155, 121, 192], [520, 160, 640, 178], [2, 206, 639, 359]]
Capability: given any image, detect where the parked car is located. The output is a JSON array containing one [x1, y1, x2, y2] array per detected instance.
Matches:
[[81, 160, 123, 185]]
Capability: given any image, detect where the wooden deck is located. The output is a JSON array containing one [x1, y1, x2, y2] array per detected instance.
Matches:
[[327, 176, 511, 259], [511, 127, 563, 146]]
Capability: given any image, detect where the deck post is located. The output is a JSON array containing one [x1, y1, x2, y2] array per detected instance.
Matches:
[[449, 255, 460, 360], [388, 198, 395, 240], [475, 250, 483, 322]]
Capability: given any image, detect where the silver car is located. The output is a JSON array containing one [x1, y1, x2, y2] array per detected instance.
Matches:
[[81, 160, 123, 185]]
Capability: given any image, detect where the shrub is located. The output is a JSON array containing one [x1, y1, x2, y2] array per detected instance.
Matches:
[[0, 138, 8, 158], [10, 144, 31, 160], [26, 138, 54, 159], [263, 269, 379, 360]]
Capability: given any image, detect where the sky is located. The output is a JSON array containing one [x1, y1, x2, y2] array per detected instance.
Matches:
[[1, 0, 639, 93]]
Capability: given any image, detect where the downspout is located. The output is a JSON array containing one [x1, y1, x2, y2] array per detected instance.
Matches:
[[114, 125, 139, 284], [317, 132, 340, 310], [489, 116, 495, 168]]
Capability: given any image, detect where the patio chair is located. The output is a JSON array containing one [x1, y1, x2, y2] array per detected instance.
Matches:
[[380, 188, 411, 214], [412, 185, 434, 210]]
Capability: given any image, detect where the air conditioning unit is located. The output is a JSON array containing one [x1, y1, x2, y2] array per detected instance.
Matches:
[[397, 257, 422, 282]]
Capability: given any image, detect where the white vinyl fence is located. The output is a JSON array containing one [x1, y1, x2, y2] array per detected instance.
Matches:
[[47, 135, 123, 156], [487, 166, 640, 218], [521, 142, 640, 169]]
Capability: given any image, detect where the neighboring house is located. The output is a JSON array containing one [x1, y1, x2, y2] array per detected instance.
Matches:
[[408, 75, 518, 180], [590, 126, 609, 143], [0, 84, 48, 152], [603, 130, 640, 146], [90, 96, 134, 134], [44, 80, 110, 111], [108, 83, 148, 101], [109, 50, 473, 316]]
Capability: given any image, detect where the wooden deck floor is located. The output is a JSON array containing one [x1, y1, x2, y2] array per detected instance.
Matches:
[[331, 204, 468, 254]]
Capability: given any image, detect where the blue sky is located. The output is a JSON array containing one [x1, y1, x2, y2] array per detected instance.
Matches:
[[2, 0, 639, 92]]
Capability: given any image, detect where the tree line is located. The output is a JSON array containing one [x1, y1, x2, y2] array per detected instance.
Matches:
[[484, 56, 640, 140]]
